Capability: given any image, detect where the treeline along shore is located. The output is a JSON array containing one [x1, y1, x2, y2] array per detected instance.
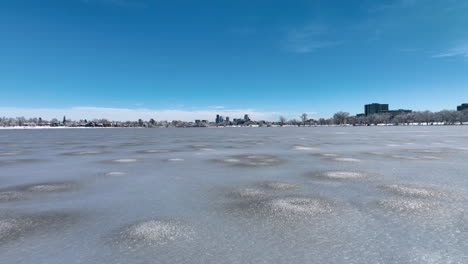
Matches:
[[1, 109, 468, 128]]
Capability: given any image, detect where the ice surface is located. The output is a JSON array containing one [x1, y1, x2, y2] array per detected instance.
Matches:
[[378, 184, 452, 199], [213, 154, 285, 167], [115, 220, 193, 247], [1, 127, 468, 263], [111, 158, 140, 163], [63, 151, 104, 156], [0, 211, 80, 245], [227, 188, 268, 199], [268, 196, 336, 217], [257, 181, 298, 190], [292, 146, 320, 151], [167, 158, 185, 162], [333, 157, 362, 162], [306, 171, 374, 180], [105, 171, 129, 177]]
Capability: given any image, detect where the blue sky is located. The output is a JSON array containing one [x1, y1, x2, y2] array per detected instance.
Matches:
[[1, 0, 468, 120]]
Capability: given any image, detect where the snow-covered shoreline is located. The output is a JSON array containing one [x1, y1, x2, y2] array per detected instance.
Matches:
[[1, 123, 468, 130], [0, 126, 114, 130]]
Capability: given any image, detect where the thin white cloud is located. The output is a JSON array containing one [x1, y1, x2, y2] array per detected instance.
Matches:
[[367, 0, 419, 13], [284, 23, 339, 53], [0, 107, 283, 122], [432, 46, 468, 58]]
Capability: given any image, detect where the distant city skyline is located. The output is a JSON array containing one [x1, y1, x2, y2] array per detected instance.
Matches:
[[1, 0, 468, 120], [1, 102, 466, 122]]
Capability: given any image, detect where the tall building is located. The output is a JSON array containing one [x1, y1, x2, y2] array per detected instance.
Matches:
[[365, 103, 389, 115], [359, 103, 411, 117], [244, 114, 250, 121], [216, 114, 225, 123], [457, 104, 468, 111]]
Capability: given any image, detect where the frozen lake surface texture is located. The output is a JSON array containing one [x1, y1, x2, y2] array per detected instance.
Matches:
[[1, 127, 467, 263]]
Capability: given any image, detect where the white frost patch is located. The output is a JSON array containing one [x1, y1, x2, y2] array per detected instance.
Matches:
[[112, 159, 139, 163], [0, 152, 22, 156], [142, 149, 170, 153], [28, 184, 71, 192], [231, 188, 267, 199], [323, 171, 367, 180], [369, 152, 385, 155], [246, 155, 264, 159], [198, 148, 215, 151], [269, 197, 334, 216], [418, 149, 443, 153], [334, 157, 361, 162], [293, 146, 319, 151], [224, 158, 240, 163], [0, 191, 24, 201], [167, 158, 184, 162], [0, 219, 16, 236], [261, 181, 298, 190], [377, 199, 438, 213], [420, 156, 442, 160], [380, 184, 449, 198], [320, 153, 339, 157], [105, 172, 128, 177], [126, 220, 192, 245], [391, 155, 419, 160], [68, 151, 102, 155]]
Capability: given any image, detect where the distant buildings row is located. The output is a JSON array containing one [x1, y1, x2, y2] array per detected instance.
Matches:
[[215, 114, 250, 124], [356, 102, 467, 117], [357, 103, 412, 117], [458, 104, 468, 111], [193, 114, 252, 127], [1, 103, 467, 128]]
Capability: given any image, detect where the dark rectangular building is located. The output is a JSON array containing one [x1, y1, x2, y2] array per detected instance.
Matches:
[[457, 104, 468, 111], [365, 103, 389, 115]]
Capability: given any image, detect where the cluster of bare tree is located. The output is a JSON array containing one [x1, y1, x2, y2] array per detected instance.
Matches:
[[2, 109, 468, 128], [352, 110, 468, 125], [0, 117, 162, 127], [278, 110, 468, 126]]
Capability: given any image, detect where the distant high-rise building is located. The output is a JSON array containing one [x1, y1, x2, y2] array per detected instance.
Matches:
[[244, 114, 250, 121], [365, 103, 389, 115], [457, 104, 468, 111], [226, 117, 230, 122], [216, 114, 220, 123], [361, 103, 411, 116]]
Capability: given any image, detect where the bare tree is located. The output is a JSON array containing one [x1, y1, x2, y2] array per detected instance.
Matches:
[[289, 118, 299, 126], [300, 113, 308, 126], [333, 112, 350, 125], [462, 110, 468, 123], [279, 116, 287, 126]]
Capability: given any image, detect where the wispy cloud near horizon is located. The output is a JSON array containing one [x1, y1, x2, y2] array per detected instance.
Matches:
[[0, 106, 285, 122]]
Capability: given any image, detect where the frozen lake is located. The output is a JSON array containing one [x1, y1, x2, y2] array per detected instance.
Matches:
[[1, 127, 467, 263]]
